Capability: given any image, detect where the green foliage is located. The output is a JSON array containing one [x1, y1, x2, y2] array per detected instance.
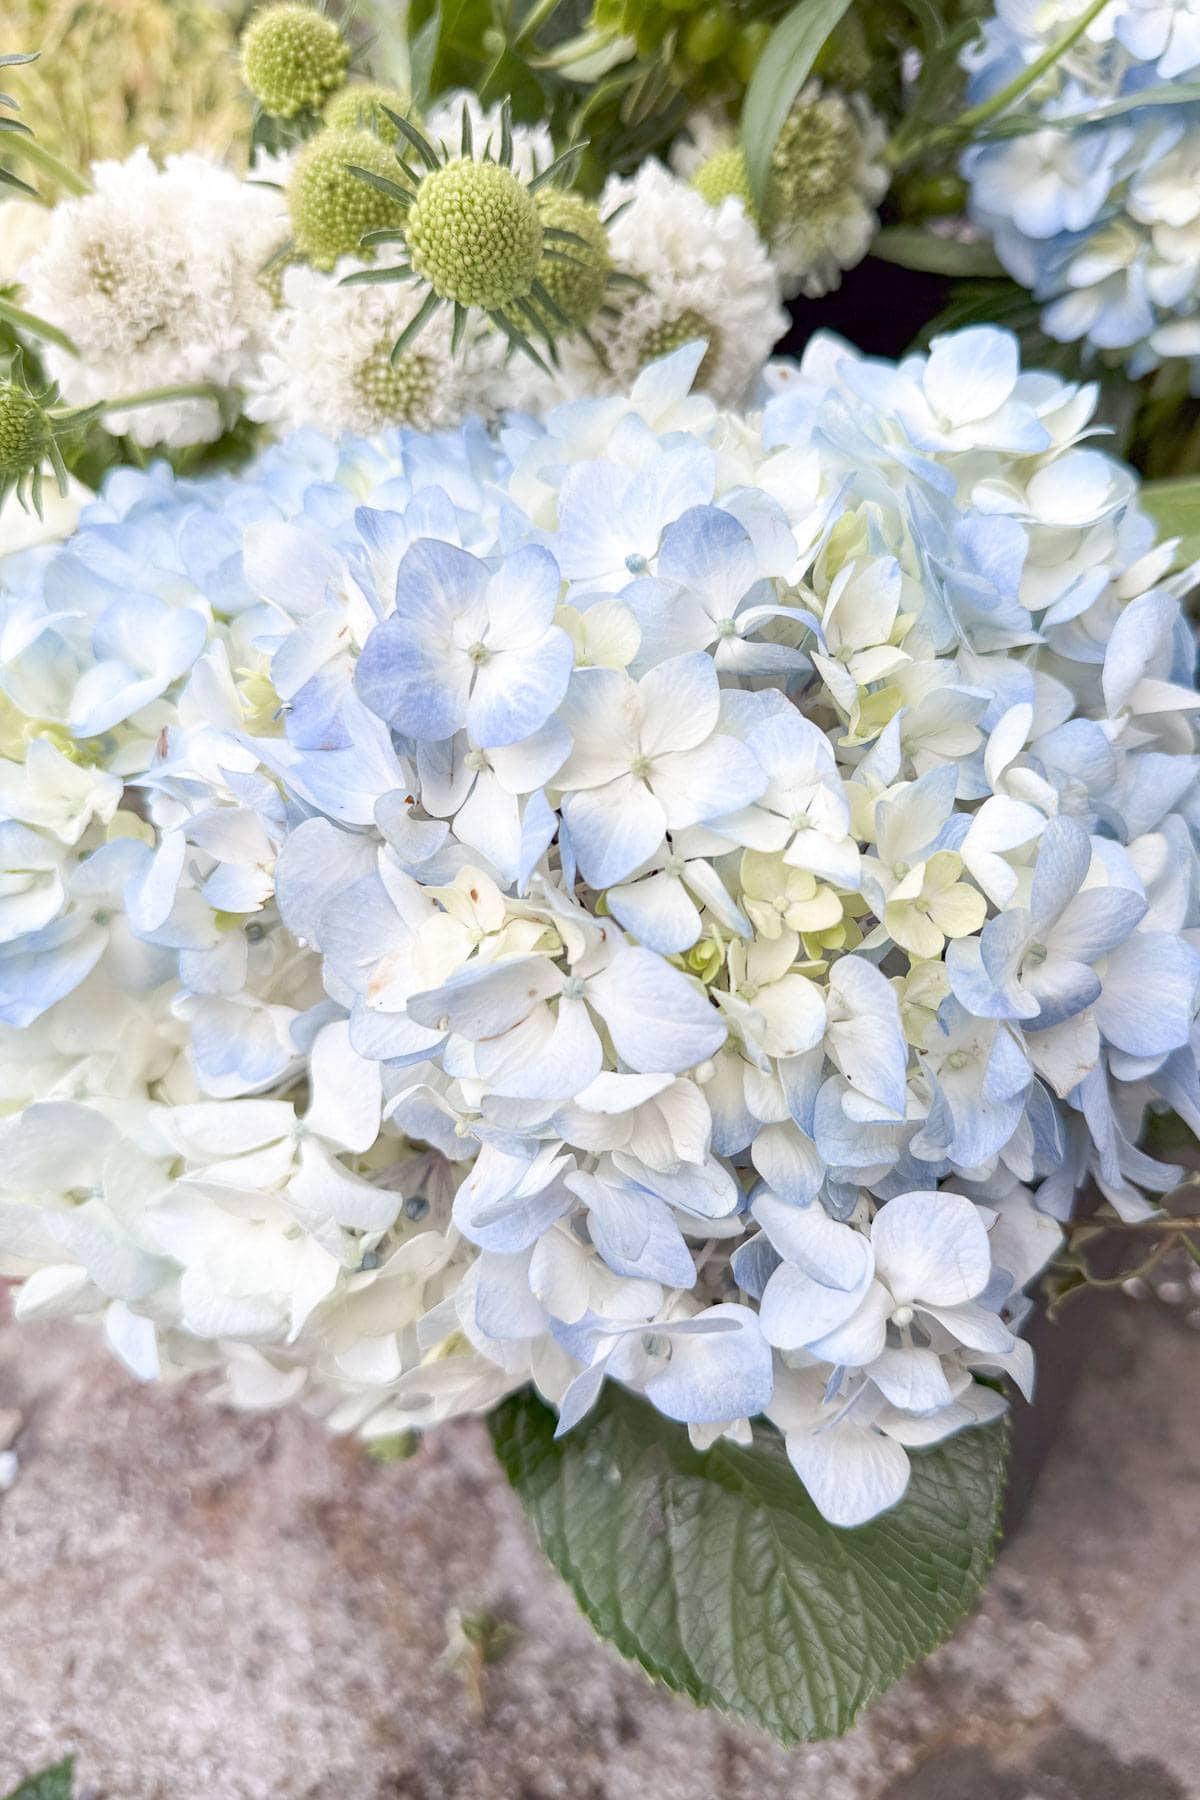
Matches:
[[3, 1760, 75, 1800], [1142, 476, 1200, 572], [740, 0, 853, 209], [490, 1382, 1008, 1744], [0, 51, 40, 199]]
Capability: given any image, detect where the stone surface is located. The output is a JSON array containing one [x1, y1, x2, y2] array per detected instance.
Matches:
[[0, 1289, 1197, 1800]]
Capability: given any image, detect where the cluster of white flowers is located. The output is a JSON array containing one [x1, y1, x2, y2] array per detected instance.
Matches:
[[963, 0, 1200, 382], [20, 149, 289, 446], [1, 330, 1197, 1527]]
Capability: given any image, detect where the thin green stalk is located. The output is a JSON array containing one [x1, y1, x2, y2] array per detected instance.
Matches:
[[514, 0, 564, 49], [0, 295, 78, 355], [5, 133, 89, 197], [94, 381, 229, 414], [892, 0, 1110, 167]]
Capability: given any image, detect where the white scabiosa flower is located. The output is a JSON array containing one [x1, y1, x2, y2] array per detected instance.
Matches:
[[592, 160, 786, 406], [680, 88, 889, 301], [21, 149, 288, 446], [244, 260, 490, 434], [764, 84, 890, 300]]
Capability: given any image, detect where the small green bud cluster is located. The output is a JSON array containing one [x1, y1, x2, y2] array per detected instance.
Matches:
[[288, 127, 402, 270], [406, 159, 542, 311], [324, 82, 416, 146], [691, 146, 759, 227], [533, 191, 610, 328], [0, 382, 50, 483], [766, 92, 861, 235], [241, 3, 348, 120], [637, 309, 718, 385], [351, 340, 437, 431]]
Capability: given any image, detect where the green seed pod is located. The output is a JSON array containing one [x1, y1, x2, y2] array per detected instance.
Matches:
[[324, 81, 417, 146], [692, 145, 759, 228], [405, 158, 542, 310], [533, 190, 610, 328], [287, 127, 402, 271], [0, 382, 50, 484], [241, 3, 349, 120]]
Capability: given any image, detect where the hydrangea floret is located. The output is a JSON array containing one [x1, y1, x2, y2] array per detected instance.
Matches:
[[1, 331, 1197, 1532], [962, 0, 1200, 380]]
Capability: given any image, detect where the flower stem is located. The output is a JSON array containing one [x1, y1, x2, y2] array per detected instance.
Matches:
[[514, 0, 564, 48], [5, 134, 90, 197], [891, 0, 1111, 167], [0, 294, 78, 355], [90, 381, 231, 416]]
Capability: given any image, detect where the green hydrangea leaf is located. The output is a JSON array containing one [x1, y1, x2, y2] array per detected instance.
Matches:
[[4, 1760, 75, 1800], [490, 1383, 1007, 1743], [740, 0, 854, 209]]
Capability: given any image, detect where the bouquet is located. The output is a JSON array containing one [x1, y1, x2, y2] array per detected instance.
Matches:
[[1, 0, 1199, 1749]]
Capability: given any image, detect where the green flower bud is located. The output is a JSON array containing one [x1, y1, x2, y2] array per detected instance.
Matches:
[[682, 4, 734, 65], [288, 126, 402, 271], [766, 91, 860, 234], [352, 337, 438, 431], [0, 382, 50, 484], [731, 19, 770, 81], [405, 158, 542, 310], [533, 190, 609, 328], [241, 3, 348, 119], [324, 81, 417, 146], [637, 309, 718, 385], [692, 145, 759, 228]]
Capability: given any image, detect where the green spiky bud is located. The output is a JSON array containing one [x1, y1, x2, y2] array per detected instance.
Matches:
[[692, 146, 759, 228], [637, 309, 718, 385], [287, 127, 402, 271], [766, 92, 861, 234], [241, 3, 348, 119], [324, 81, 417, 145], [0, 381, 50, 484], [405, 158, 542, 310], [533, 190, 609, 329]]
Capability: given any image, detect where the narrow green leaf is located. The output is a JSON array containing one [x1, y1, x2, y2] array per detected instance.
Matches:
[[390, 288, 441, 361], [871, 227, 1005, 278], [528, 141, 588, 192], [451, 300, 467, 353], [339, 264, 414, 286], [0, 164, 38, 198], [408, 6, 441, 109], [741, 0, 854, 209], [491, 1384, 1007, 1745], [383, 108, 442, 172], [488, 308, 551, 374], [981, 80, 1200, 138], [346, 164, 415, 206], [0, 52, 39, 69], [1142, 476, 1200, 571], [4, 1759, 75, 1800]]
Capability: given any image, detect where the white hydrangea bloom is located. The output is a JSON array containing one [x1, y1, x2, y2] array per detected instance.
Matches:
[[21, 149, 289, 446], [1, 331, 1197, 1531], [963, 0, 1200, 381]]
